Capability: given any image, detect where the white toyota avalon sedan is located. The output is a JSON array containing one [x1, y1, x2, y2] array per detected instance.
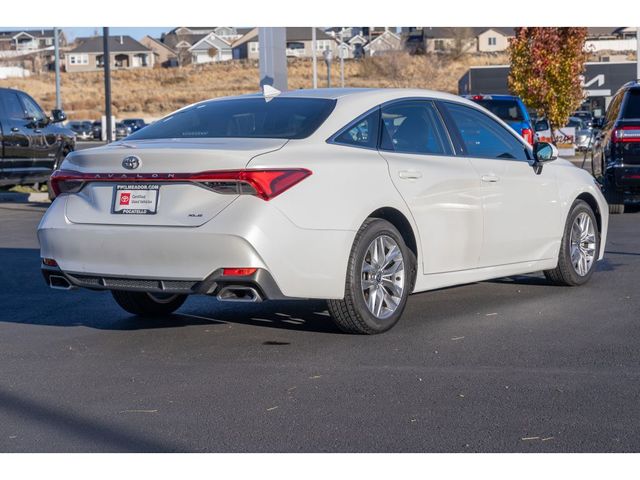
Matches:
[[39, 88, 608, 334]]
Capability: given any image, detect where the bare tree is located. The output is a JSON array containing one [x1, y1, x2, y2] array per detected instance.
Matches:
[[446, 27, 474, 59]]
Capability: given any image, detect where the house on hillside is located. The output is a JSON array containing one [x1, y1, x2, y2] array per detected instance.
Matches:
[[65, 35, 154, 72], [140, 36, 177, 67], [363, 29, 402, 56], [233, 27, 338, 60], [0, 29, 67, 52], [402, 27, 515, 54], [160, 27, 252, 65]]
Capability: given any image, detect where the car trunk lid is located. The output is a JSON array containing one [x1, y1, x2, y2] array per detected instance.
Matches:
[[63, 138, 286, 227]]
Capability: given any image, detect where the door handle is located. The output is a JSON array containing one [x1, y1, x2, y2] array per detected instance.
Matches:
[[481, 174, 500, 183], [11, 127, 20, 132], [33, 129, 42, 134], [398, 170, 423, 179]]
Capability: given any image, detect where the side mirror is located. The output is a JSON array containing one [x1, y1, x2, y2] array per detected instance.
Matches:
[[534, 120, 549, 132], [532, 142, 558, 174], [591, 117, 604, 129], [51, 109, 67, 123]]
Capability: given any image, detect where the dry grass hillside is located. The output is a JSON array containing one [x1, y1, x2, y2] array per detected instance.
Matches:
[[0, 53, 509, 120]]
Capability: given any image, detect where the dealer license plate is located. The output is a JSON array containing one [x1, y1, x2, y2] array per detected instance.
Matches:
[[112, 184, 159, 215]]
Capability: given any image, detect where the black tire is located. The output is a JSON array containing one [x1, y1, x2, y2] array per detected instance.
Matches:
[[111, 290, 187, 316], [603, 177, 624, 214], [327, 218, 416, 334], [544, 200, 600, 286]]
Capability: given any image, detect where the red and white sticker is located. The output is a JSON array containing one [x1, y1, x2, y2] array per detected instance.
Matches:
[[112, 184, 159, 214]]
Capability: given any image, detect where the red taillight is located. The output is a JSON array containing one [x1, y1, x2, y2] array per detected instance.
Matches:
[[521, 128, 533, 145], [48, 168, 312, 201], [472, 95, 484, 100], [42, 258, 58, 267], [612, 126, 640, 143], [222, 268, 257, 276]]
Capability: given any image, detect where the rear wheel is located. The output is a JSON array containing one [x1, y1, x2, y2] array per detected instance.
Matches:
[[327, 218, 416, 334], [544, 200, 599, 286], [111, 290, 187, 316]]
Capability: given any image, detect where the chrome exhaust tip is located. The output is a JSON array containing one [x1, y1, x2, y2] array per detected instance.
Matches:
[[49, 275, 74, 290], [217, 285, 262, 302]]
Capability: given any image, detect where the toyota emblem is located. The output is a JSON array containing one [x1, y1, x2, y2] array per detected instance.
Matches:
[[122, 156, 141, 170]]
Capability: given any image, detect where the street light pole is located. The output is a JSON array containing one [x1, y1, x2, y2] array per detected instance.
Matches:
[[311, 27, 318, 89], [103, 28, 113, 143], [637, 26, 640, 80], [53, 27, 61, 110], [340, 29, 345, 88]]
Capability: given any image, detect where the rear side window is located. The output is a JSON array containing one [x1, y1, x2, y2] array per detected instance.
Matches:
[[128, 97, 336, 140], [0, 91, 26, 120], [473, 99, 525, 122], [441, 102, 528, 161], [332, 109, 380, 149], [380, 100, 452, 155], [622, 90, 640, 119]]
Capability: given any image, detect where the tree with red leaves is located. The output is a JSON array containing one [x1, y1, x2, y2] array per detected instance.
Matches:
[[508, 27, 588, 135]]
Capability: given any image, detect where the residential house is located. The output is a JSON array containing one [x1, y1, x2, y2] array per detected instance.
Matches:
[[403, 27, 514, 54], [363, 29, 402, 56], [0, 29, 66, 52], [65, 35, 154, 72], [161, 27, 252, 65], [233, 27, 338, 60], [140, 36, 177, 67]]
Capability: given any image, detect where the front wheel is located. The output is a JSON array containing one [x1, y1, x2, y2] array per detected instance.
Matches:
[[327, 218, 416, 334], [544, 200, 599, 286], [111, 290, 187, 316]]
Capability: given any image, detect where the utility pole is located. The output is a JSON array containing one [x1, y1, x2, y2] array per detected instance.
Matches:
[[340, 29, 345, 88], [53, 27, 61, 110], [312, 27, 318, 89], [103, 28, 113, 143], [323, 47, 333, 88], [637, 27, 640, 80]]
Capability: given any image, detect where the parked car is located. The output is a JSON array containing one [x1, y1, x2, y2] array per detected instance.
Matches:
[[464, 94, 534, 145], [92, 120, 102, 139], [592, 81, 640, 214], [115, 122, 131, 139], [0, 87, 75, 188], [122, 118, 147, 133], [40, 88, 608, 334], [572, 110, 594, 128], [66, 120, 93, 140], [566, 116, 593, 152]]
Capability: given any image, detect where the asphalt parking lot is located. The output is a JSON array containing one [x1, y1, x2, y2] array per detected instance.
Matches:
[[1, 199, 639, 453]]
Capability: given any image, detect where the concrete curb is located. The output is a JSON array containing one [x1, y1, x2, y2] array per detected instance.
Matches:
[[0, 192, 50, 204]]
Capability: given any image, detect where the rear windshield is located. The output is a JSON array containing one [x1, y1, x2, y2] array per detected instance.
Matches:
[[473, 99, 525, 122], [127, 97, 336, 140], [622, 90, 640, 119]]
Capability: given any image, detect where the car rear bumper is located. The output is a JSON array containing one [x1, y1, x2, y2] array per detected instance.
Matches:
[[605, 164, 640, 201], [38, 195, 355, 299]]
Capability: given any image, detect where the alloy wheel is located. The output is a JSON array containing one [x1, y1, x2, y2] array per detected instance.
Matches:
[[570, 212, 596, 276], [361, 235, 405, 319]]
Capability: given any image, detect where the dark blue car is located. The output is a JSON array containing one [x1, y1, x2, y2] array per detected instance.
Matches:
[[464, 94, 534, 145]]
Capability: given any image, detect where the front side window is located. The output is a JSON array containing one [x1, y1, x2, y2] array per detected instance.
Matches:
[[19, 94, 45, 122], [128, 97, 336, 140], [380, 101, 452, 155], [441, 102, 528, 161], [331, 109, 380, 149]]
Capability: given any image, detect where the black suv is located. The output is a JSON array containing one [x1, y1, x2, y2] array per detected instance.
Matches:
[[0, 87, 75, 188], [592, 81, 640, 214]]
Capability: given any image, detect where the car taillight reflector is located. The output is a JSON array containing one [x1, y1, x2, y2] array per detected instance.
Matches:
[[42, 258, 58, 267], [612, 126, 640, 143], [521, 128, 534, 145], [222, 268, 257, 276], [49, 168, 312, 201]]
